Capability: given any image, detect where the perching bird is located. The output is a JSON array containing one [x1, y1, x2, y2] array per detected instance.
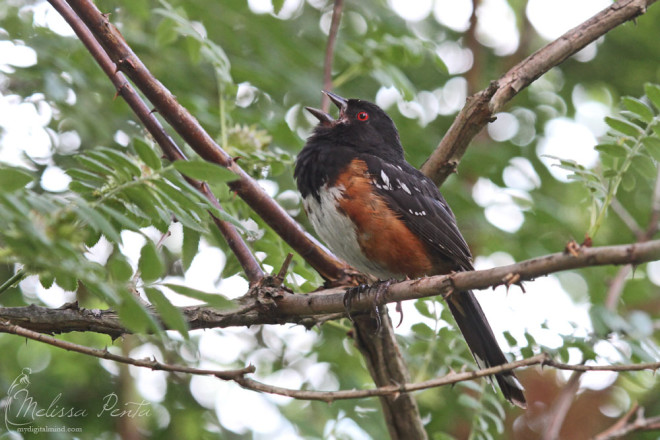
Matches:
[[294, 91, 526, 408]]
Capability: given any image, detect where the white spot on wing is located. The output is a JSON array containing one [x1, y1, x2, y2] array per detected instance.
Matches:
[[397, 179, 411, 195], [380, 170, 392, 190]]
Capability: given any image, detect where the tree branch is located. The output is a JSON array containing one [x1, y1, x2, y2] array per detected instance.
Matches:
[[2, 324, 658, 406], [1, 240, 658, 336], [61, 0, 349, 282], [593, 407, 660, 440], [352, 309, 427, 439], [421, 0, 659, 185], [0, 320, 254, 380], [541, 370, 584, 440]]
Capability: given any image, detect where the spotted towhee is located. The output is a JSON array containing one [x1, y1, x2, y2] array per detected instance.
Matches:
[[294, 91, 526, 408]]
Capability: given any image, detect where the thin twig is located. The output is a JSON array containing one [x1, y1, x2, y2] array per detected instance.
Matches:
[[0, 320, 253, 380], [0, 268, 26, 296], [274, 253, 294, 286], [321, 0, 344, 113], [593, 408, 660, 440], [2, 320, 660, 403], [593, 403, 640, 440], [604, 264, 633, 310], [545, 359, 660, 372], [611, 199, 644, 239]]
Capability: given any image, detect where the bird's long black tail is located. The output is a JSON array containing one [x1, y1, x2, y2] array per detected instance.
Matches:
[[446, 290, 526, 408]]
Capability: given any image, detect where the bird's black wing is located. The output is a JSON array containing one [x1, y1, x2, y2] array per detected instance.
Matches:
[[361, 155, 474, 271]]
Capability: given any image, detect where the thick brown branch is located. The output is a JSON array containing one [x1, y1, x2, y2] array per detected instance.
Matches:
[[352, 310, 427, 439], [62, 0, 348, 282], [47, 0, 264, 284], [1, 240, 658, 336], [421, 0, 659, 185]]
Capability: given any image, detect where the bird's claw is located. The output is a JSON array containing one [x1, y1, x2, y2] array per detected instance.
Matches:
[[343, 283, 369, 322], [343, 279, 395, 332]]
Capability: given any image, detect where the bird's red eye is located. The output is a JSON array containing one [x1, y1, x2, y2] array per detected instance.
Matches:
[[357, 112, 369, 121]]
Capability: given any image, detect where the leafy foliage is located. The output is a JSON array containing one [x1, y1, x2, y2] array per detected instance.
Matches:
[[1, 0, 660, 439], [549, 84, 660, 238]]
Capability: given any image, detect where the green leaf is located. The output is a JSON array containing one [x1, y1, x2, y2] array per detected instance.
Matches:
[[182, 227, 200, 271], [151, 185, 207, 232], [39, 273, 55, 289], [631, 155, 657, 179], [272, 0, 284, 14], [220, 253, 243, 279], [186, 36, 203, 64], [77, 203, 121, 243], [603, 169, 618, 178], [595, 143, 627, 158], [155, 17, 178, 47], [457, 393, 481, 410], [0, 167, 33, 192], [108, 253, 133, 282], [642, 136, 660, 161], [173, 160, 237, 184], [66, 168, 106, 184], [413, 300, 435, 319], [68, 180, 98, 195], [644, 83, 660, 111], [123, 186, 170, 225], [163, 283, 234, 309], [622, 97, 654, 123], [84, 228, 102, 248], [97, 147, 143, 177], [76, 155, 114, 176], [144, 287, 189, 338], [117, 288, 161, 334], [502, 331, 517, 347], [55, 272, 78, 292], [139, 240, 164, 282], [621, 171, 636, 192], [411, 322, 434, 338], [98, 204, 143, 231], [152, 179, 205, 216], [605, 116, 643, 137], [134, 138, 163, 170]]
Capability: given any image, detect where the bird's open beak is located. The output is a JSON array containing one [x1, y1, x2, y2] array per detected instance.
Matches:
[[305, 91, 349, 127], [305, 106, 334, 126], [323, 90, 348, 113]]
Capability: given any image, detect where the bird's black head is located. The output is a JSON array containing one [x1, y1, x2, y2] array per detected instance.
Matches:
[[305, 91, 404, 162]]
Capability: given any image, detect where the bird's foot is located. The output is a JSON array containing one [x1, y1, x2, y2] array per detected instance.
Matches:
[[343, 283, 369, 322], [343, 279, 395, 332]]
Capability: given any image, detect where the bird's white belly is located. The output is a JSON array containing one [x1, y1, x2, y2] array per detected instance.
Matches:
[[303, 185, 395, 279]]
